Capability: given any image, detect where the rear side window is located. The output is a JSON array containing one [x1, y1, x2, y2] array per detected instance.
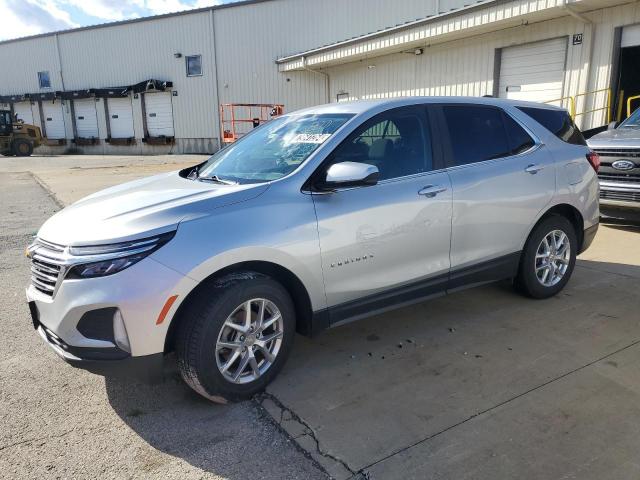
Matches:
[[442, 105, 511, 166], [516, 107, 587, 146], [503, 114, 535, 154]]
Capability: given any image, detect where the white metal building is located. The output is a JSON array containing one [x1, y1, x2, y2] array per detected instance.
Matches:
[[0, 0, 639, 154]]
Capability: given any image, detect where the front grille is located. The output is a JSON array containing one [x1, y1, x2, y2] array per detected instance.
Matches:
[[29, 239, 66, 297], [600, 190, 640, 203], [593, 148, 640, 158], [598, 172, 640, 183]]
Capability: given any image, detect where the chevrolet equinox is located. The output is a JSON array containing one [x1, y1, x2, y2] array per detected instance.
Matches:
[[26, 98, 600, 402]]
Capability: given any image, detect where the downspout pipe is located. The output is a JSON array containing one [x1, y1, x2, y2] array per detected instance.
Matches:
[[302, 56, 331, 104]]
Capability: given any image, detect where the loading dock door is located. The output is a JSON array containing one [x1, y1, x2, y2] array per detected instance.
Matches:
[[42, 101, 66, 139], [499, 38, 568, 102], [108, 97, 135, 138], [74, 99, 99, 138], [145, 92, 174, 137], [618, 25, 640, 119], [13, 102, 34, 124]]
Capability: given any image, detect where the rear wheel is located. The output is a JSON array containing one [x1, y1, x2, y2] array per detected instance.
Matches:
[[176, 272, 295, 403], [12, 138, 33, 157], [516, 215, 577, 299]]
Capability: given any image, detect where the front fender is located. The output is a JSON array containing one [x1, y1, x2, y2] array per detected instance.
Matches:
[[150, 191, 326, 313]]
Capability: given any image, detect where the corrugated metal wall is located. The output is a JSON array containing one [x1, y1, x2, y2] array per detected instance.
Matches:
[[212, 0, 445, 111], [326, 2, 640, 130], [58, 12, 218, 141]]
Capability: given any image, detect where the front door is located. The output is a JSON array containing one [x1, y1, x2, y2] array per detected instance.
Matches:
[[312, 105, 452, 322]]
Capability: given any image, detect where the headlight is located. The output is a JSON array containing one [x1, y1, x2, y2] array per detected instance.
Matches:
[[66, 231, 175, 279]]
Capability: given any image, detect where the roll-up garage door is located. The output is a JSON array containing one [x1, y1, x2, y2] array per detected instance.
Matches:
[[145, 92, 174, 137], [42, 101, 66, 139], [74, 99, 99, 138], [13, 102, 34, 124], [108, 97, 135, 138], [498, 37, 568, 103]]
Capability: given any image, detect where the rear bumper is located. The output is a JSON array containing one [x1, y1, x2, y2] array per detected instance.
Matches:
[[579, 223, 599, 254]]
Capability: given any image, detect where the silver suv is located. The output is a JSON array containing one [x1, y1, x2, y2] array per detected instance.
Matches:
[[26, 98, 599, 402]]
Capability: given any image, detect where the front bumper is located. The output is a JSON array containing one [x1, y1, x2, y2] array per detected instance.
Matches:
[[599, 181, 640, 209], [26, 255, 198, 377], [33, 316, 164, 381]]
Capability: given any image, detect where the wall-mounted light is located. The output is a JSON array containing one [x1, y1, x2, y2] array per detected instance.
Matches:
[[414, 48, 424, 55], [367, 65, 376, 70], [174, 53, 182, 58]]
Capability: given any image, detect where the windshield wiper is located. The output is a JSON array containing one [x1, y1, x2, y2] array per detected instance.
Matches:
[[197, 174, 238, 185]]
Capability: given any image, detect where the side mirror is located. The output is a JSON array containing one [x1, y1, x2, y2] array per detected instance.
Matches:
[[607, 121, 618, 130], [320, 161, 379, 190]]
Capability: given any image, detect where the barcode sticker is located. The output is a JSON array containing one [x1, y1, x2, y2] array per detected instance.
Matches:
[[291, 133, 331, 144]]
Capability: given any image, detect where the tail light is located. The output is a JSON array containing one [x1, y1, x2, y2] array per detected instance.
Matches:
[[586, 151, 600, 173]]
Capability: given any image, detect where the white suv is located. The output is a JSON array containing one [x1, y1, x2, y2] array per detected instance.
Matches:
[[26, 98, 600, 402]]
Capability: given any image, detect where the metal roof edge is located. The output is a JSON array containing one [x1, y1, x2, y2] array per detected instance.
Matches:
[[276, 0, 525, 64]]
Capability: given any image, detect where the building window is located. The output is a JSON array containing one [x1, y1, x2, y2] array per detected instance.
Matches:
[[38, 71, 51, 89], [186, 55, 202, 77]]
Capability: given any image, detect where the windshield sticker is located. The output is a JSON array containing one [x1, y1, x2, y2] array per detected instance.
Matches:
[[290, 133, 332, 144]]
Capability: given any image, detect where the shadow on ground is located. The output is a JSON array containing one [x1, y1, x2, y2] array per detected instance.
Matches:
[[104, 363, 327, 479]]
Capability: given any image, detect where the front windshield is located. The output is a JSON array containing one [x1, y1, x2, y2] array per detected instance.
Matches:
[[620, 108, 640, 128], [197, 113, 354, 184]]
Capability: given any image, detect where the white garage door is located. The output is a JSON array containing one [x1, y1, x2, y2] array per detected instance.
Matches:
[[622, 24, 640, 48], [42, 101, 66, 139], [499, 37, 568, 103], [13, 102, 34, 124], [145, 92, 174, 137], [108, 97, 135, 138], [74, 99, 99, 138]]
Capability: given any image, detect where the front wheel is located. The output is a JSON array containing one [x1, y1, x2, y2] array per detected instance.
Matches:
[[176, 272, 295, 403], [516, 215, 577, 299], [12, 138, 33, 157]]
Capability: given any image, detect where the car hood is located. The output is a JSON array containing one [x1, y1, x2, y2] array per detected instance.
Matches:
[[588, 127, 640, 149], [37, 171, 269, 246]]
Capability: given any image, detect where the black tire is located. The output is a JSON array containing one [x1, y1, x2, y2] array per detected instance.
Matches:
[[176, 272, 296, 403], [12, 139, 33, 157], [516, 215, 577, 299]]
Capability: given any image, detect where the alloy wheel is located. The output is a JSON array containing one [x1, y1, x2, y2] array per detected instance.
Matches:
[[215, 298, 284, 384], [535, 229, 571, 287]]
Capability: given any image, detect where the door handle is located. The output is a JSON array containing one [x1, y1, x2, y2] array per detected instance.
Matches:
[[418, 185, 447, 198], [525, 164, 544, 174]]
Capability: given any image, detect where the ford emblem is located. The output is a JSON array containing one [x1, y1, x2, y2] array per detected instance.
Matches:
[[612, 160, 635, 171]]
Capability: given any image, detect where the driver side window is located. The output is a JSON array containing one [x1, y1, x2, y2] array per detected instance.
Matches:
[[329, 106, 432, 181]]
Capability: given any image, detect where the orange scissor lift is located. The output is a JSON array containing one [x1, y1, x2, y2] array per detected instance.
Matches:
[[220, 103, 284, 143]]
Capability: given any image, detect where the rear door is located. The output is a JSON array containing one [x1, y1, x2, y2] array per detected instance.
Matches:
[[74, 99, 99, 138], [108, 97, 135, 138], [144, 92, 174, 137], [437, 104, 555, 284]]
